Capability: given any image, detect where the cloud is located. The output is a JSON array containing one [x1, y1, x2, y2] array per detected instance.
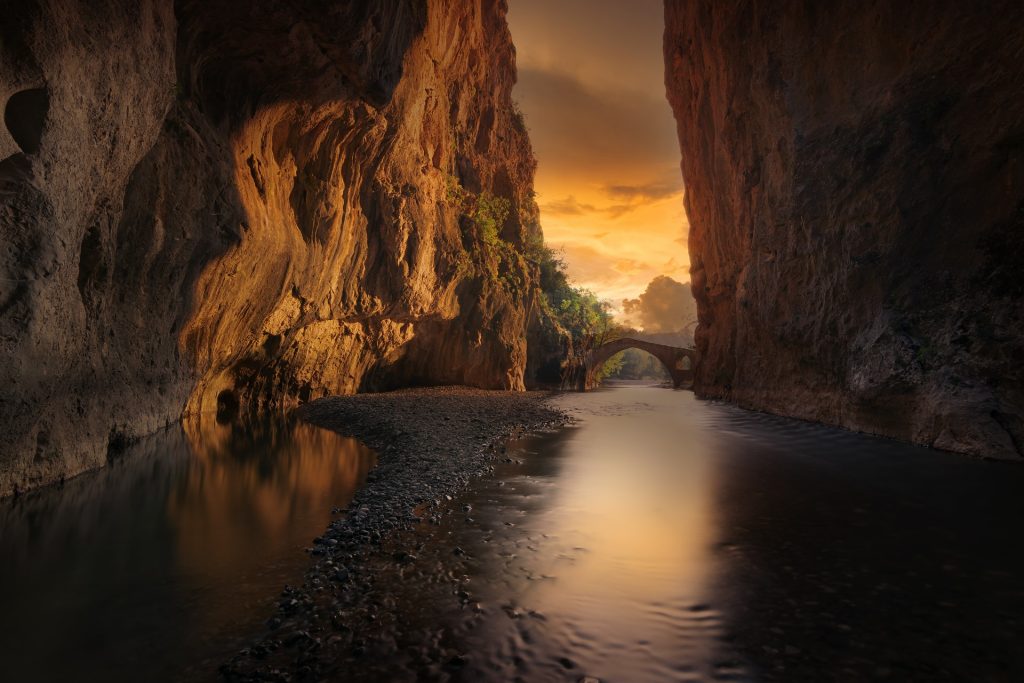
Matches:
[[662, 257, 683, 271], [602, 203, 641, 219], [541, 196, 599, 216], [541, 196, 619, 218], [554, 242, 650, 289], [614, 258, 652, 274], [508, 0, 667, 102], [506, 2, 691, 305], [602, 182, 682, 203], [621, 275, 698, 333], [600, 180, 683, 217], [542, 180, 682, 220], [515, 67, 680, 179]]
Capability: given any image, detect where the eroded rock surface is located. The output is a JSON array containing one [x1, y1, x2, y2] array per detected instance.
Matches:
[[665, 0, 1024, 458], [0, 0, 549, 495]]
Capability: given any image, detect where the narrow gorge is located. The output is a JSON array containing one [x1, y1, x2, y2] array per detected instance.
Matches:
[[4, 0, 1024, 500], [4, 0, 1024, 497], [4, 3, 1024, 681]]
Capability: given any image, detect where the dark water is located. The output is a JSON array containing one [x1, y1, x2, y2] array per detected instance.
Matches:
[[330, 386, 1024, 682], [4, 387, 1024, 682], [0, 416, 375, 682]]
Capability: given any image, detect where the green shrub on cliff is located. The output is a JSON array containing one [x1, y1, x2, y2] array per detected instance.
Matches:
[[472, 193, 510, 246], [446, 175, 510, 247], [445, 175, 620, 375], [526, 239, 626, 384]]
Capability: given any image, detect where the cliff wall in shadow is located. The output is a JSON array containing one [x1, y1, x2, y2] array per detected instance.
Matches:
[[665, 0, 1024, 458]]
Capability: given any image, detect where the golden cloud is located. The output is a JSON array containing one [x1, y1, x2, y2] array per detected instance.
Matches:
[[508, 0, 690, 306]]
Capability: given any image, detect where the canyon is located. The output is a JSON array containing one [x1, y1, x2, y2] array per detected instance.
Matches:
[[2, 0, 1023, 498], [0, 0, 562, 496], [666, 0, 1024, 459], [4, 4, 1023, 679]]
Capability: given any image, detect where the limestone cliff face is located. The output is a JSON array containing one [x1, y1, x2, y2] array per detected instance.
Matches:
[[665, 0, 1024, 458], [0, 0, 545, 495]]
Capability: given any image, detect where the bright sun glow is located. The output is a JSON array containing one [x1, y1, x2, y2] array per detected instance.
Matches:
[[507, 0, 689, 312]]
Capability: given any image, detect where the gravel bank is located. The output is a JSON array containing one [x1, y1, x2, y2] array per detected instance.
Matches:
[[220, 387, 570, 681]]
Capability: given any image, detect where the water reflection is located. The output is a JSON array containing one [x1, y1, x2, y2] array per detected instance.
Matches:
[[500, 399, 725, 681], [330, 387, 1024, 683], [450, 390, 738, 682], [0, 415, 374, 683], [172, 417, 374, 590], [335, 388, 742, 682]]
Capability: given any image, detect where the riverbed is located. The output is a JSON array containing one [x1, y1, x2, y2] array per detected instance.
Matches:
[[4, 386, 1023, 682], [235, 385, 1020, 682]]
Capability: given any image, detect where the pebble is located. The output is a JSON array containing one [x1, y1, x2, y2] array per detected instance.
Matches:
[[220, 387, 571, 681]]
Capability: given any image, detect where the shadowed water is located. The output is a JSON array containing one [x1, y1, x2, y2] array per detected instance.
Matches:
[[329, 386, 1024, 682], [0, 416, 375, 682], [3, 387, 1023, 682]]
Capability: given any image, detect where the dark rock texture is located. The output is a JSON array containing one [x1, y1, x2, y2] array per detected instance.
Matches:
[[665, 0, 1024, 458], [0, 0, 549, 495]]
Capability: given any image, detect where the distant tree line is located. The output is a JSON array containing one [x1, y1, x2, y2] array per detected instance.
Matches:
[[604, 348, 670, 381], [530, 240, 698, 387]]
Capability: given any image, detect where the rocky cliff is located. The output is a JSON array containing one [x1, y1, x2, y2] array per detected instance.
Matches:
[[665, 0, 1024, 458], [0, 0, 547, 495]]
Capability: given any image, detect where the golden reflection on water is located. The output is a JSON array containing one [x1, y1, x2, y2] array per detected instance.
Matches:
[[413, 390, 727, 683], [528, 394, 721, 677], [172, 415, 375, 573], [0, 413, 376, 682], [169, 414, 375, 627]]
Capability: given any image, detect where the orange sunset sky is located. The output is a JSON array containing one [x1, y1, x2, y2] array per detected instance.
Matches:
[[506, 0, 689, 311]]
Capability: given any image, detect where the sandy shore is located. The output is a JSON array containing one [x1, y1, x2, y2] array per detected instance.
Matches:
[[220, 387, 570, 681]]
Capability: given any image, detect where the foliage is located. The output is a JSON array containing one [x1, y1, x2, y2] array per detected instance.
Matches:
[[511, 100, 528, 132], [445, 171, 627, 383], [606, 348, 670, 381], [472, 193, 510, 246], [554, 287, 618, 348], [621, 274, 697, 333], [446, 175, 511, 247], [525, 239, 626, 384], [595, 351, 626, 382]]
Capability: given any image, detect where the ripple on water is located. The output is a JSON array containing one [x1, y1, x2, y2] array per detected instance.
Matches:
[[324, 389, 756, 683], [335, 387, 1022, 682]]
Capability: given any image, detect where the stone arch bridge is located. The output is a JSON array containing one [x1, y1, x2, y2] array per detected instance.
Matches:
[[581, 338, 697, 390]]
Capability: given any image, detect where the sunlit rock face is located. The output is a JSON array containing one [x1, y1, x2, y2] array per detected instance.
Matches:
[[0, 0, 544, 495], [665, 1, 1024, 458]]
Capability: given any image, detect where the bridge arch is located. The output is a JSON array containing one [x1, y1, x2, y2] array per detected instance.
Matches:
[[582, 337, 696, 391]]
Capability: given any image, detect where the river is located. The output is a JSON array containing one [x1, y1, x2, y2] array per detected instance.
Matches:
[[314, 385, 1024, 681], [2, 386, 1022, 681], [0, 416, 375, 682]]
